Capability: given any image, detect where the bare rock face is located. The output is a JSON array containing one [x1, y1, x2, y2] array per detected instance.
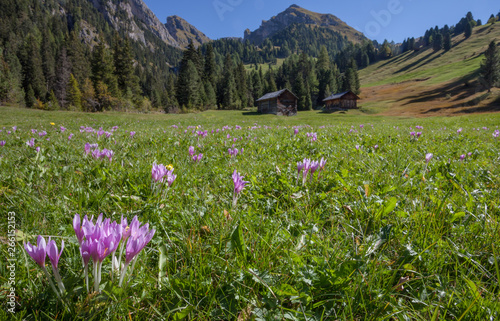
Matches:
[[244, 4, 365, 44], [88, 0, 179, 47], [165, 15, 211, 48]]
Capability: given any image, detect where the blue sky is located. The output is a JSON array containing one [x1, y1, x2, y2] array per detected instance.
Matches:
[[144, 0, 498, 43]]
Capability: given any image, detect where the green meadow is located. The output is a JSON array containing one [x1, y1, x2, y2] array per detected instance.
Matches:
[[1, 106, 499, 320]]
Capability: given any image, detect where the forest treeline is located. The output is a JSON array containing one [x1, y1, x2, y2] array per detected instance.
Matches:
[[0, 0, 498, 112]]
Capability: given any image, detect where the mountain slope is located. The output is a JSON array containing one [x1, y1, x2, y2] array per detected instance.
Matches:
[[165, 15, 211, 48], [89, 0, 179, 47], [359, 23, 500, 116], [244, 4, 366, 45]]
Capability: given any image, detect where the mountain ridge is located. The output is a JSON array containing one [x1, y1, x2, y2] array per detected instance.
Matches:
[[244, 4, 366, 45], [165, 15, 211, 48]]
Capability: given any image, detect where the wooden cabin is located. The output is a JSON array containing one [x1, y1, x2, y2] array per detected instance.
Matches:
[[323, 91, 360, 110], [256, 89, 298, 116]]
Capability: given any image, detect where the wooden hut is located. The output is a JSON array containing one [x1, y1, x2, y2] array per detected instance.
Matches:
[[323, 91, 360, 110], [256, 89, 298, 116]]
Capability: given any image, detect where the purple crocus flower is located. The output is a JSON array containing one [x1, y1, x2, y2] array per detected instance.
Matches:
[[460, 154, 466, 161], [0, 140, 5, 146], [319, 158, 327, 171], [73, 214, 86, 245], [24, 235, 47, 268], [26, 138, 35, 147], [152, 163, 167, 183], [232, 170, 249, 207], [193, 154, 203, 162], [294, 128, 299, 135], [410, 131, 416, 137], [457, 128, 463, 134], [166, 170, 176, 187], [68, 133, 73, 140], [425, 153, 433, 163], [47, 238, 64, 269], [47, 237, 66, 293], [118, 223, 155, 286], [60, 126, 67, 132], [39, 131, 47, 137], [130, 131, 136, 138], [189, 146, 195, 156], [35, 147, 40, 153]]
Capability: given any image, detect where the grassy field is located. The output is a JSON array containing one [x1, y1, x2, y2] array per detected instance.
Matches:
[[1, 106, 500, 320]]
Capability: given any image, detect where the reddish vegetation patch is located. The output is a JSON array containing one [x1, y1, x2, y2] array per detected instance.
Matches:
[[360, 79, 500, 117]]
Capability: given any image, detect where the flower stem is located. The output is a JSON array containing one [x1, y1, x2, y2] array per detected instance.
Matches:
[[118, 262, 130, 287], [41, 266, 60, 299]]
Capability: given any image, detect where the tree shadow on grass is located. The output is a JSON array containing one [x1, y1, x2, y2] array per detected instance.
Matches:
[[399, 71, 479, 106]]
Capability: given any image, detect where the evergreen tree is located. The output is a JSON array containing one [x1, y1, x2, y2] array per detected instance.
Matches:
[[343, 60, 360, 94], [47, 90, 60, 110], [317, 45, 330, 71], [67, 29, 90, 86], [203, 81, 217, 108], [220, 54, 239, 109], [251, 71, 263, 104], [236, 62, 248, 109], [91, 40, 119, 98], [41, 30, 56, 92], [54, 47, 71, 108], [266, 68, 278, 93], [81, 78, 97, 112], [293, 76, 307, 110], [480, 40, 500, 92], [433, 33, 443, 51], [464, 21, 473, 38], [203, 43, 217, 84], [67, 74, 82, 110], [113, 35, 140, 99], [443, 32, 452, 51], [25, 85, 36, 108], [176, 60, 201, 108], [22, 34, 46, 101]]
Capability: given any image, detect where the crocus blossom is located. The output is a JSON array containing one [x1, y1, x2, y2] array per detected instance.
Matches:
[[232, 170, 249, 207], [425, 153, 433, 163]]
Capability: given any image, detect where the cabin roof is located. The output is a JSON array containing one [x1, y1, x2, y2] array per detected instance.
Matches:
[[256, 88, 297, 102], [323, 91, 360, 101]]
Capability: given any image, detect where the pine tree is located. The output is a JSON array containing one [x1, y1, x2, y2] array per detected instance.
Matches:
[[220, 54, 239, 109], [67, 74, 82, 110], [433, 33, 443, 51], [47, 90, 60, 110], [266, 68, 278, 93], [22, 34, 46, 101], [443, 32, 452, 51], [91, 40, 119, 98], [54, 47, 71, 108], [293, 76, 307, 110], [203, 43, 217, 84], [203, 81, 217, 108], [81, 78, 97, 112], [317, 45, 330, 71], [113, 35, 140, 99], [176, 60, 201, 108], [236, 62, 248, 109], [464, 21, 473, 38], [67, 29, 90, 86], [251, 71, 263, 105], [480, 40, 500, 92]]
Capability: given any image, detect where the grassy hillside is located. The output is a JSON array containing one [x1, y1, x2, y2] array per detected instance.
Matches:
[[359, 23, 500, 116]]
